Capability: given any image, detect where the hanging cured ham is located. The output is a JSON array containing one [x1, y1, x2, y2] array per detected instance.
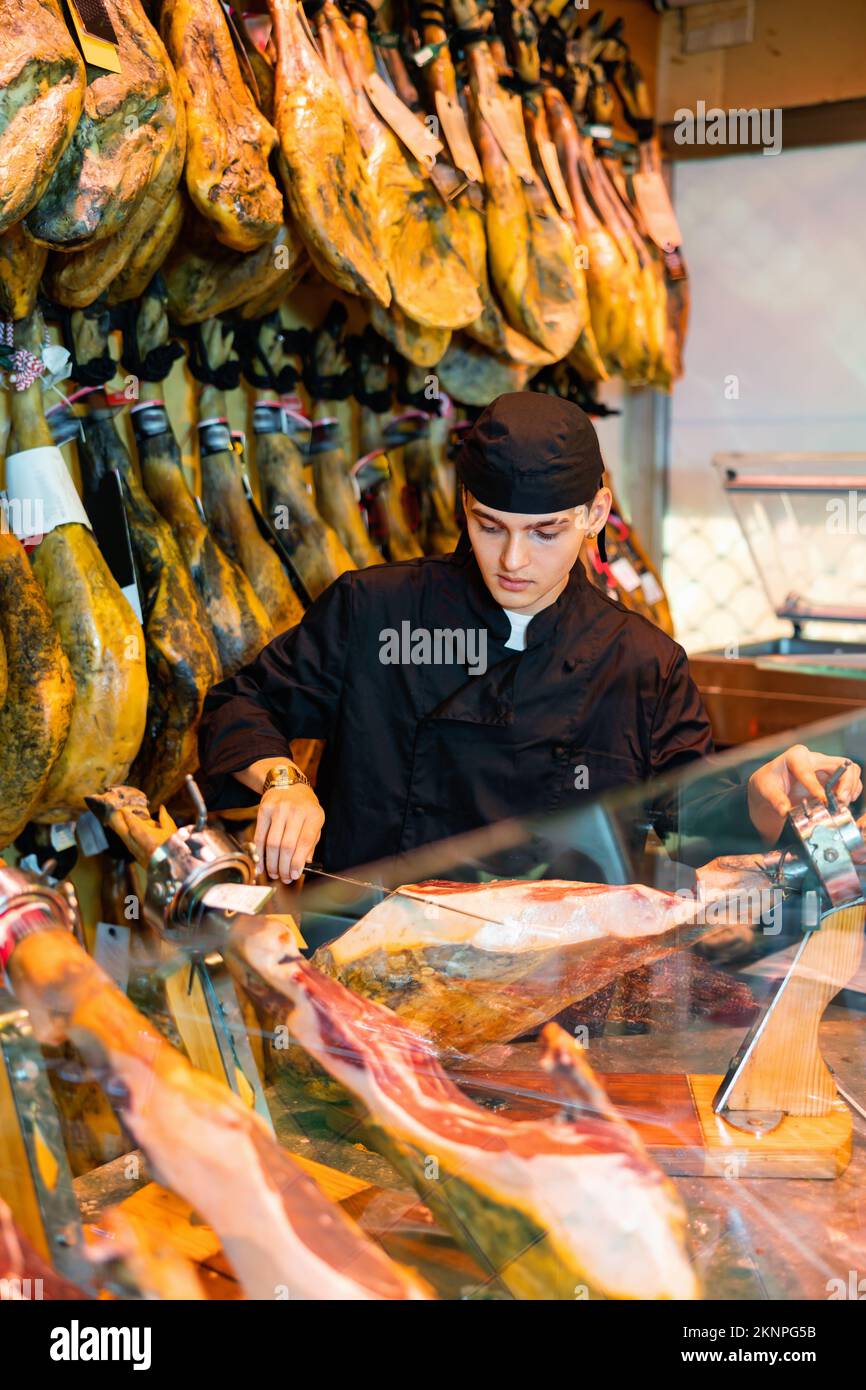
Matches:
[[319, 0, 481, 332], [26, 0, 180, 250], [0, 0, 85, 234], [163, 213, 307, 325], [0, 223, 48, 321], [106, 190, 185, 305], [352, 329, 423, 562], [457, 5, 582, 360], [544, 86, 629, 371], [0, 532, 73, 846], [437, 333, 534, 405], [306, 304, 384, 569], [370, 302, 451, 370], [247, 315, 357, 599], [44, 89, 187, 309], [76, 372, 222, 806], [135, 394, 273, 679], [266, 0, 390, 306], [196, 318, 304, 635], [5, 310, 148, 822], [160, 0, 284, 252]]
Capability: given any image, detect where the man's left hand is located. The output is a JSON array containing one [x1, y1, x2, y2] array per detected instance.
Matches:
[[747, 745, 863, 844]]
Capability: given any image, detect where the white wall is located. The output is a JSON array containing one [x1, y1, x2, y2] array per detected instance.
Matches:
[[664, 140, 866, 651]]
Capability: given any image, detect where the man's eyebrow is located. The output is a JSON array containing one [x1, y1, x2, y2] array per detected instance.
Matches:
[[470, 506, 570, 529]]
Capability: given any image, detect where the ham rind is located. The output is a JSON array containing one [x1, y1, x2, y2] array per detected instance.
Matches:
[[229, 915, 700, 1301], [313, 878, 734, 1054], [7, 925, 431, 1302]]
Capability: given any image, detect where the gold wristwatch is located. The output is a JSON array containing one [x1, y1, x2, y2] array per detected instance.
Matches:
[[262, 761, 311, 795]]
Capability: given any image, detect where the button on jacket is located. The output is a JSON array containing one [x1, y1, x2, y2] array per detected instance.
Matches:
[[197, 536, 751, 872]]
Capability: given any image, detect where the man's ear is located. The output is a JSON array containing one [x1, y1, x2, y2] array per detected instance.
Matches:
[[590, 487, 613, 533]]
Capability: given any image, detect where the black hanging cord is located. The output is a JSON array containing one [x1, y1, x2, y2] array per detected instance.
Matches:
[[449, 24, 491, 55], [348, 325, 393, 413], [111, 279, 184, 384], [343, 0, 376, 21], [171, 320, 242, 391], [43, 295, 115, 387], [395, 357, 443, 415], [303, 302, 355, 401], [232, 314, 307, 394]]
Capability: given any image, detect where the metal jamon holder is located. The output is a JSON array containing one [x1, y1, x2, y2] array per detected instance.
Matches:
[[105, 780, 277, 1127], [0, 862, 80, 964], [778, 775, 865, 910], [713, 764, 865, 1159], [140, 781, 275, 945]]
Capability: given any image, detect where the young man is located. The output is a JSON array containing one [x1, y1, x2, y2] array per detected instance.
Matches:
[[198, 392, 860, 882]]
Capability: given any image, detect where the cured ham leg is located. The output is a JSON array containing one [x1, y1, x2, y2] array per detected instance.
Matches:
[[313, 873, 766, 1053], [229, 915, 699, 1300], [8, 310, 148, 823], [27, 0, 179, 249], [160, 0, 283, 251], [266, 0, 390, 306], [0, 223, 48, 321], [164, 213, 308, 325], [307, 306, 384, 568], [0, 536, 73, 846], [5, 924, 431, 1301], [44, 92, 186, 309], [437, 334, 534, 405], [398, 382, 460, 555], [107, 192, 184, 305], [326, 1, 481, 332], [77, 385, 222, 805], [452, 0, 582, 359], [0, 0, 84, 234], [250, 317, 355, 599], [354, 333, 422, 562], [134, 360, 274, 677], [544, 87, 630, 372], [197, 319, 304, 635], [370, 302, 451, 370]]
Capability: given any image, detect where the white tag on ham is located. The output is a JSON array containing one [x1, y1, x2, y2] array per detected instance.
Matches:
[[4, 445, 92, 542]]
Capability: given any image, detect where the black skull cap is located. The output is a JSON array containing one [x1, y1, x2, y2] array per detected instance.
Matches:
[[456, 391, 604, 514]]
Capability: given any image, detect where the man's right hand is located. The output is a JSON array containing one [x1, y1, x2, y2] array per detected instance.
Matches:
[[254, 784, 326, 883]]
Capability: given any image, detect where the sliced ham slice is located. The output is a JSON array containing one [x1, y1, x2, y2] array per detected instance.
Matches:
[[230, 914, 700, 1301]]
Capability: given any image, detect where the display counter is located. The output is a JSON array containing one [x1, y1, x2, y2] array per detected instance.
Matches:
[[2, 707, 866, 1301]]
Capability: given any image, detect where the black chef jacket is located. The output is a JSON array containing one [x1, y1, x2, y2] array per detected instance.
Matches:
[[197, 536, 753, 873]]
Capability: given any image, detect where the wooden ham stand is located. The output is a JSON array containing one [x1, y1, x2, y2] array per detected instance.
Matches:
[[456, 787, 866, 1179]]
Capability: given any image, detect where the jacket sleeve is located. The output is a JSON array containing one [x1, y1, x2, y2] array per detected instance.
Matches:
[[197, 574, 353, 810], [648, 647, 757, 861]]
